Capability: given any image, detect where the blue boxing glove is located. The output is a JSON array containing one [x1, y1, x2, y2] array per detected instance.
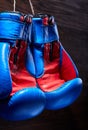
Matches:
[[26, 14, 83, 110], [0, 12, 46, 121]]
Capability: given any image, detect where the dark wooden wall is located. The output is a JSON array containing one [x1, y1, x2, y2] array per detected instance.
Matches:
[[0, 0, 88, 130]]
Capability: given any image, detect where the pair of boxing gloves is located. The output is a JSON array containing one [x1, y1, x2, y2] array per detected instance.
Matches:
[[0, 11, 82, 121]]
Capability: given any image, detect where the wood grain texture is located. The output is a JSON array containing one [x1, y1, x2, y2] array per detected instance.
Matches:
[[0, 0, 88, 130]]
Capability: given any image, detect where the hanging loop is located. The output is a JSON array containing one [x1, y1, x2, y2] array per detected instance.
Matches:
[[29, 0, 35, 15], [13, 0, 16, 12]]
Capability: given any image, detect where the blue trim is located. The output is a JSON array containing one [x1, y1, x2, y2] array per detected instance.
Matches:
[[0, 12, 25, 41], [32, 17, 59, 44], [59, 42, 63, 69], [59, 43, 79, 77]]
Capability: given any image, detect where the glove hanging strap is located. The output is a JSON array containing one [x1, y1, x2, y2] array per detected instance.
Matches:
[[13, 0, 35, 14], [13, 0, 16, 12], [29, 0, 35, 15]]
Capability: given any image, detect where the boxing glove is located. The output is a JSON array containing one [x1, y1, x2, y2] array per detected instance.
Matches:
[[26, 14, 83, 110], [0, 12, 46, 121]]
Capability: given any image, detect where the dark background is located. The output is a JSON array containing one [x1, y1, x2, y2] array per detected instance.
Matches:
[[0, 0, 88, 130]]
